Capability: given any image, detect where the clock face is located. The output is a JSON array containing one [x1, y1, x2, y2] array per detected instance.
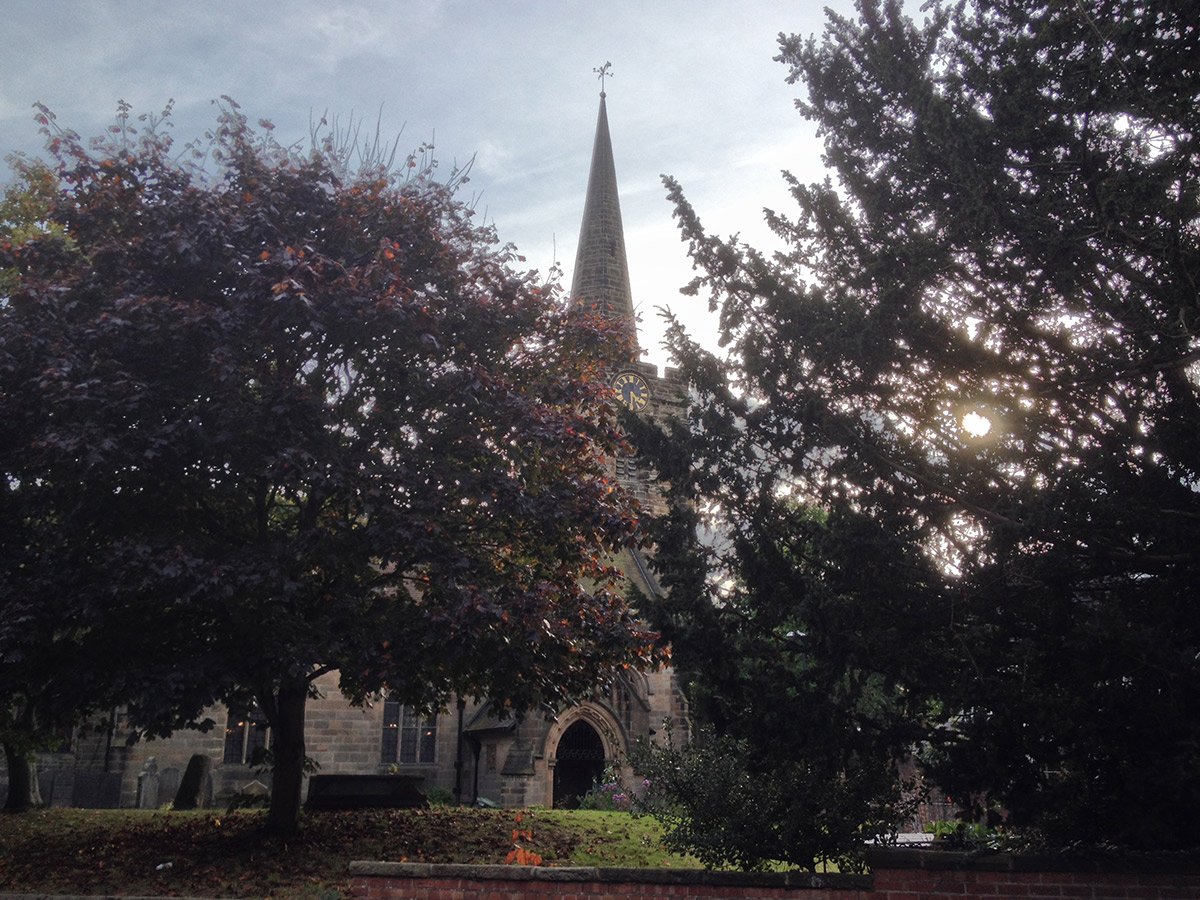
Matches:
[[612, 371, 651, 412]]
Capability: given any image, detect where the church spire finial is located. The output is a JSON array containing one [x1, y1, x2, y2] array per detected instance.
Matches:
[[593, 61, 612, 98]]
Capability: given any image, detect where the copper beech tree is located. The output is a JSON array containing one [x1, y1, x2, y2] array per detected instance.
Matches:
[[0, 102, 659, 832]]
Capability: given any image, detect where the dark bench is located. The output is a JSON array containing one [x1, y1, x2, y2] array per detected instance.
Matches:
[[305, 774, 428, 810]]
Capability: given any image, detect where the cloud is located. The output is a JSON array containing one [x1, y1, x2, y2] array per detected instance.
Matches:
[[471, 138, 512, 178], [0, 0, 854, 367]]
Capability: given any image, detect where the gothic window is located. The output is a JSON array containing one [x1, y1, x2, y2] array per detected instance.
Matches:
[[223, 703, 270, 765], [485, 743, 497, 773], [381, 700, 437, 765]]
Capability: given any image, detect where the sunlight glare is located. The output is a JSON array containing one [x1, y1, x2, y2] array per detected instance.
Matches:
[[962, 411, 992, 438]]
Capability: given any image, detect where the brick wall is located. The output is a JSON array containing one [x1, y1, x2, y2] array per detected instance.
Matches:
[[867, 848, 1200, 899], [872, 867, 1200, 898], [349, 854, 1200, 900]]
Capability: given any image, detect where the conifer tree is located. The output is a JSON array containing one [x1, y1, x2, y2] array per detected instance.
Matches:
[[644, 0, 1200, 853]]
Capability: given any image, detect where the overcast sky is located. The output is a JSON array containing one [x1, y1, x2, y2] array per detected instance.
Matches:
[[1, 1, 863, 370]]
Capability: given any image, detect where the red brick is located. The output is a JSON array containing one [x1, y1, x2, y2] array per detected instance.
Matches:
[[875, 873, 920, 890], [1056, 887, 1095, 898], [1007, 885, 1039, 897]]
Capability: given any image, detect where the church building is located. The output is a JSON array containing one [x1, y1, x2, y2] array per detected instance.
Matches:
[[8, 89, 690, 812]]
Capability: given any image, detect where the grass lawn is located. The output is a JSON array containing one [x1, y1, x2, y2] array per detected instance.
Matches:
[[0, 806, 700, 897]]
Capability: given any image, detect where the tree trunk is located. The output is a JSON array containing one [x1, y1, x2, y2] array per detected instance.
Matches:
[[2, 742, 37, 813], [263, 677, 309, 836]]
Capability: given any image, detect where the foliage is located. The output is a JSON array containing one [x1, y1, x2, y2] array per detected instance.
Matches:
[[223, 790, 272, 815], [641, 0, 1200, 853], [576, 763, 631, 812], [0, 157, 69, 296], [424, 785, 455, 807], [0, 99, 660, 832], [505, 811, 544, 865], [923, 819, 1003, 850], [625, 474, 921, 869], [0, 157, 97, 811], [631, 724, 882, 873]]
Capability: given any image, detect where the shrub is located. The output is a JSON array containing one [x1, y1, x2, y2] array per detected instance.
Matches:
[[425, 786, 455, 807], [577, 765, 631, 812], [630, 724, 903, 872]]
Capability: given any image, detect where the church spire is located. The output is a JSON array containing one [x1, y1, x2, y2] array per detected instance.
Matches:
[[570, 74, 638, 352]]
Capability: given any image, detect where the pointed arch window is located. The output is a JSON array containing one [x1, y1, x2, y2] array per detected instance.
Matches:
[[223, 703, 270, 765], [381, 701, 437, 765]]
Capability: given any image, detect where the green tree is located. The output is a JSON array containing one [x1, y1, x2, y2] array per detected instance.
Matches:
[[0, 157, 65, 296], [0, 158, 97, 812], [0, 101, 658, 832], [644, 0, 1200, 854]]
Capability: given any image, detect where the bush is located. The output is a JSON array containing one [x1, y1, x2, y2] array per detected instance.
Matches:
[[425, 786, 455, 807], [576, 765, 631, 812], [630, 724, 904, 872]]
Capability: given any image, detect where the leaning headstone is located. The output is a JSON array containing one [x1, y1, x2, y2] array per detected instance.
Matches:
[[136, 757, 160, 809], [173, 754, 213, 810]]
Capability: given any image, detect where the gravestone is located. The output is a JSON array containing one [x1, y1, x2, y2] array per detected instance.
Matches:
[[305, 774, 427, 810], [136, 757, 159, 809], [71, 772, 122, 808], [226, 778, 271, 809], [158, 767, 181, 806], [239, 779, 270, 799], [172, 754, 213, 810]]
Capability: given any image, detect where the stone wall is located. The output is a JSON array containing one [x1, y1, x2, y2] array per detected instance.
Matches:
[[349, 853, 1200, 900], [1, 675, 471, 811], [348, 863, 869, 899], [5, 657, 678, 813]]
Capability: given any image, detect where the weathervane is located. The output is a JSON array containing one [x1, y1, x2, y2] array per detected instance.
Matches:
[[593, 61, 613, 97]]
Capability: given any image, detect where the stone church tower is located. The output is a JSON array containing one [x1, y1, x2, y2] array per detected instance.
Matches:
[[4, 89, 688, 812], [460, 86, 689, 808], [570, 88, 687, 514]]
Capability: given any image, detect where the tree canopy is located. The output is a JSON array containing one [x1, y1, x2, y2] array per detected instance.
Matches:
[[1, 156, 99, 812], [0, 101, 659, 831], [640, 0, 1200, 858]]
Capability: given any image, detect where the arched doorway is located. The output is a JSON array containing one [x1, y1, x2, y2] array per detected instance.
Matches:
[[552, 720, 605, 808]]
